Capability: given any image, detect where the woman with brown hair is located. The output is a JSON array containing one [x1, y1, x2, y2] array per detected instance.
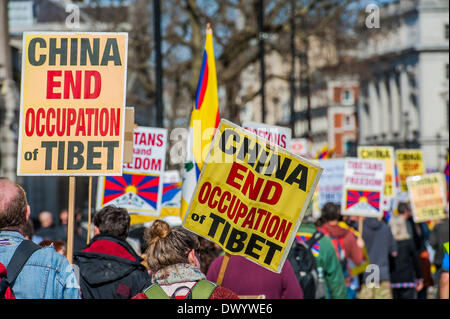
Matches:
[[133, 220, 238, 299]]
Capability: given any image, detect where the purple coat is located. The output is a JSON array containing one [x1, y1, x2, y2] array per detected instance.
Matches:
[[206, 255, 304, 299]]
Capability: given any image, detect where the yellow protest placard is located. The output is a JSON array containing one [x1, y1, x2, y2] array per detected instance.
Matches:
[[182, 120, 323, 273], [17, 32, 128, 176], [396, 149, 425, 193], [407, 173, 447, 223], [358, 146, 395, 198]]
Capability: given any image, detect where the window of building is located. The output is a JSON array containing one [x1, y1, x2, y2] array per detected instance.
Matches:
[[343, 115, 354, 129], [341, 89, 354, 105], [446, 24, 449, 40]]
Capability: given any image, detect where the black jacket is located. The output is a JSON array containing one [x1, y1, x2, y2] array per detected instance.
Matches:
[[390, 239, 423, 284], [73, 234, 151, 299]]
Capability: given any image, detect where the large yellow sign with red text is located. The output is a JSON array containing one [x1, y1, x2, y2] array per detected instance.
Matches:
[[396, 149, 425, 193], [182, 120, 323, 273], [358, 146, 395, 198], [17, 32, 128, 175]]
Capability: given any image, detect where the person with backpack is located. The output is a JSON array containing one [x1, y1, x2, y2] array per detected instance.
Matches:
[[0, 178, 80, 299], [73, 205, 151, 299], [292, 203, 347, 299], [388, 215, 423, 299], [316, 203, 365, 299], [134, 219, 238, 299]]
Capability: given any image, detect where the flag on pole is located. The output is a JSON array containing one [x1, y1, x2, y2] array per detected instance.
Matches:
[[315, 143, 335, 159], [180, 24, 220, 218]]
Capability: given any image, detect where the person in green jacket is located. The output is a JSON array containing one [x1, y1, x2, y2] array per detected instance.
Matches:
[[297, 204, 348, 299]]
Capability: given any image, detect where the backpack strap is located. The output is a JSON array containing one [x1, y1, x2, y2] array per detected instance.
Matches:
[[143, 280, 217, 299], [304, 231, 323, 250], [0, 240, 41, 298], [190, 280, 217, 299], [143, 283, 170, 299]]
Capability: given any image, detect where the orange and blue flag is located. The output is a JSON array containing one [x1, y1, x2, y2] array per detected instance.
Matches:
[[181, 25, 220, 218]]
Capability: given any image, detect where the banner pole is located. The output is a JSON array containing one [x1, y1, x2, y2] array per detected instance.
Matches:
[[358, 216, 364, 237], [216, 253, 231, 286], [67, 176, 76, 264], [87, 176, 92, 245]]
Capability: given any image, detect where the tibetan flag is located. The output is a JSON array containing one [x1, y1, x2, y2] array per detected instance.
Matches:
[[162, 182, 182, 207], [295, 232, 321, 257], [315, 144, 335, 159], [181, 25, 220, 218], [102, 174, 160, 211], [345, 190, 381, 211]]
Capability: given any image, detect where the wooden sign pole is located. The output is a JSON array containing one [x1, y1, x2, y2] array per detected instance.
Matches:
[[67, 176, 76, 264], [358, 216, 364, 237], [87, 176, 92, 245], [216, 253, 231, 286]]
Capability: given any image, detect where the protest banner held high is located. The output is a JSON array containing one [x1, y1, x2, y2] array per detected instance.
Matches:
[[396, 149, 425, 193], [341, 158, 385, 218], [317, 158, 346, 209], [358, 146, 396, 198], [182, 119, 323, 273], [407, 173, 447, 223], [242, 122, 292, 149], [17, 32, 128, 176]]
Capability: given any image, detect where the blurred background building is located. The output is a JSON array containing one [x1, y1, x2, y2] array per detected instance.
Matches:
[[357, 0, 449, 171]]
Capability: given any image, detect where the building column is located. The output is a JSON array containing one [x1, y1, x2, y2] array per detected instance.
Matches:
[[379, 74, 391, 143], [389, 70, 401, 142], [399, 66, 411, 143], [368, 79, 381, 142]]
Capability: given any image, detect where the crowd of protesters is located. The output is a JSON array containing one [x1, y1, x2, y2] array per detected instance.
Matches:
[[0, 177, 448, 299]]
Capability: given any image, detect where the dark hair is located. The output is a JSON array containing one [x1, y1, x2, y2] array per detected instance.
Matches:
[[39, 240, 67, 255], [321, 202, 340, 222], [144, 220, 199, 273], [397, 202, 410, 215], [0, 179, 28, 230], [93, 205, 130, 240], [22, 219, 35, 239], [197, 237, 222, 274]]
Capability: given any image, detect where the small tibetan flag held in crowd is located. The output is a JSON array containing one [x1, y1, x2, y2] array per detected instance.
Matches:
[[315, 144, 335, 160], [181, 24, 220, 218]]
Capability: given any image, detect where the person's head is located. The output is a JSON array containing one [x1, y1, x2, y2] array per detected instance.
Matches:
[[0, 178, 30, 233], [39, 240, 67, 256], [144, 219, 200, 273], [389, 215, 410, 241], [397, 202, 412, 219], [59, 209, 68, 225], [38, 211, 53, 228], [93, 205, 130, 240], [321, 202, 340, 223]]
